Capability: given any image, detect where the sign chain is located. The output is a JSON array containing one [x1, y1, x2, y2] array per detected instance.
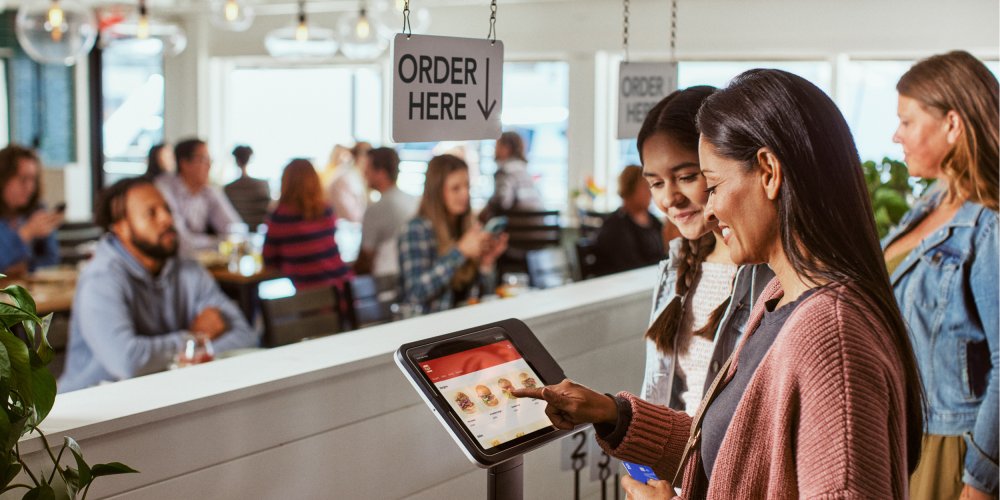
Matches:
[[402, 0, 412, 38], [670, 0, 677, 61], [488, 0, 497, 44], [622, 0, 629, 63]]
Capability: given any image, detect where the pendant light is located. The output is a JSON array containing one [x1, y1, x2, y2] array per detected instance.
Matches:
[[336, 2, 387, 60], [15, 0, 98, 66], [265, 0, 338, 59], [102, 0, 187, 57], [210, 0, 254, 32]]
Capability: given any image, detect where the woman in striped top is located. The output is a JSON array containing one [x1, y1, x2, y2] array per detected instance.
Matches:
[[263, 159, 353, 293]]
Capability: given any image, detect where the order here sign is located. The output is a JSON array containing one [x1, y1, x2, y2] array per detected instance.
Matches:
[[617, 62, 678, 139], [392, 34, 505, 143]]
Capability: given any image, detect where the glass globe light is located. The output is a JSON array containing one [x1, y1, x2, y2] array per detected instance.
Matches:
[[210, 0, 254, 32], [372, 0, 429, 38], [15, 0, 98, 66], [337, 8, 387, 60], [103, 15, 187, 57]]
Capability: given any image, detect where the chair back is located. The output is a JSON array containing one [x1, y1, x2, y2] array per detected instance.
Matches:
[[56, 222, 103, 265], [526, 247, 573, 289], [578, 210, 609, 241], [574, 238, 600, 281], [344, 274, 397, 329], [260, 286, 341, 347], [504, 210, 562, 249]]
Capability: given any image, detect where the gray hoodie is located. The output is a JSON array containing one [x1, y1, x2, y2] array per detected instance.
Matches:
[[59, 235, 259, 392]]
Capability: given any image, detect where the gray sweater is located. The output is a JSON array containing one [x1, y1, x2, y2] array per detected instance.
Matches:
[[59, 235, 259, 392]]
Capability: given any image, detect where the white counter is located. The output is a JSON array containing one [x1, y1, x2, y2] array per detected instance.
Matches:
[[16, 267, 657, 499]]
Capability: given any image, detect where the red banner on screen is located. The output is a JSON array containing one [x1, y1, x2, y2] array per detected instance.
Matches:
[[421, 341, 522, 382]]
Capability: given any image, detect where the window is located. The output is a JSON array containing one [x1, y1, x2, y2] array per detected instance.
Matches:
[[219, 64, 382, 194], [100, 46, 165, 185]]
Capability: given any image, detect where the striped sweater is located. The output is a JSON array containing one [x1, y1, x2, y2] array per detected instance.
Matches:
[[598, 279, 912, 499], [262, 204, 352, 291]]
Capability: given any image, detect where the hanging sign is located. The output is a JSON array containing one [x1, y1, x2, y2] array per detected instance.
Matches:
[[617, 62, 678, 139], [392, 34, 504, 143]]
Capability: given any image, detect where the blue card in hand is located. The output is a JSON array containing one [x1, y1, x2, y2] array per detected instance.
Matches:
[[622, 461, 659, 484]]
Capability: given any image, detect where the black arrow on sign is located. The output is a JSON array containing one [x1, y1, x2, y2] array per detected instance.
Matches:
[[476, 57, 498, 120]]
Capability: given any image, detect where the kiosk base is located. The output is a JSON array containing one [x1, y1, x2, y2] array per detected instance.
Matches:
[[487, 455, 524, 500]]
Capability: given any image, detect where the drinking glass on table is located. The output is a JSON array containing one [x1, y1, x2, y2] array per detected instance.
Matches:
[[174, 333, 215, 368], [498, 272, 530, 298]]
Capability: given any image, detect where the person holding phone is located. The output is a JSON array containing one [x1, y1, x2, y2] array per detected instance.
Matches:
[[398, 154, 509, 313], [0, 145, 62, 278], [884, 51, 998, 500], [514, 70, 924, 499]]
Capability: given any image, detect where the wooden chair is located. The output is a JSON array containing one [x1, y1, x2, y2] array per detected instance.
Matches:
[[499, 210, 562, 277], [574, 238, 600, 281], [526, 247, 573, 289], [55, 222, 103, 265], [343, 274, 397, 329], [578, 210, 610, 241], [260, 287, 341, 347]]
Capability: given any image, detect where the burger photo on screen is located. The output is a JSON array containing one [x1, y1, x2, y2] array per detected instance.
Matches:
[[518, 372, 538, 389], [476, 385, 500, 407], [454, 392, 478, 414], [497, 378, 516, 399]]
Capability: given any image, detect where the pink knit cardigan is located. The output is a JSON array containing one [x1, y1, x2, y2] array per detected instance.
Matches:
[[598, 279, 911, 499]]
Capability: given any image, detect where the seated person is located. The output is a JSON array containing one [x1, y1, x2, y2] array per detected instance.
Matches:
[[399, 154, 507, 314], [224, 145, 271, 229], [0, 145, 62, 277], [354, 147, 418, 277], [59, 178, 259, 392], [594, 165, 664, 275], [263, 159, 353, 293], [155, 138, 243, 256], [479, 131, 543, 223]]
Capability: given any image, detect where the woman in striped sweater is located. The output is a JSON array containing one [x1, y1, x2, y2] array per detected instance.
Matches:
[[263, 159, 353, 293]]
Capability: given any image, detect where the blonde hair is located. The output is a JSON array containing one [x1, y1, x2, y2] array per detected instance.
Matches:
[[897, 51, 999, 211], [418, 154, 477, 287]]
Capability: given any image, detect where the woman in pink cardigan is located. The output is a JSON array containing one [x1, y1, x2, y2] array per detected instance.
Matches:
[[514, 69, 925, 499]]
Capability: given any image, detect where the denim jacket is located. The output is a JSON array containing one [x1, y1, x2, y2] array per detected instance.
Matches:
[[881, 190, 998, 494], [640, 238, 774, 410]]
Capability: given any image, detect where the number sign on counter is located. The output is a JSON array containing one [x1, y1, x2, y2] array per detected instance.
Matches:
[[392, 34, 504, 142], [617, 62, 678, 139]]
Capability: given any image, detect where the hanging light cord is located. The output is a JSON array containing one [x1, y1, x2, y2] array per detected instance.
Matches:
[[622, 0, 629, 63], [298, 0, 306, 25], [669, 0, 677, 61], [402, 0, 412, 38], [487, 0, 497, 44]]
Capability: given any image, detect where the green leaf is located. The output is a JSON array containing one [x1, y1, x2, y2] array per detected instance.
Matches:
[[0, 333, 34, 413], [61, 467, 80, 499], [34, 314, 54, 366], [26, 361, 55, 426], [3, 461, 21, 488], [22, 483, 55, 500], [0, 303, 38, 331], [64, 438, 91, 488], [0, 286, 36, 316], [90, 462, 138, 477], [4, 414, 29, 451]]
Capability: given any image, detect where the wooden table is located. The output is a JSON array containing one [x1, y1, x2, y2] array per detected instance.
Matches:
[[208, 266, 284, 321]]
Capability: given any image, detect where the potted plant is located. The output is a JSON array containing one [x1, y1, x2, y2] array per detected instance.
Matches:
[[0, 280, 136, 499]]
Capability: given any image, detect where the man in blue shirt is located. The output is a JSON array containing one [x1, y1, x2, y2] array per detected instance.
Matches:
[[59, 178, 259, 392]]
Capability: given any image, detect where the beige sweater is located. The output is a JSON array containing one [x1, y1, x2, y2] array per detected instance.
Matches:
[[599, 279, 912, 499]]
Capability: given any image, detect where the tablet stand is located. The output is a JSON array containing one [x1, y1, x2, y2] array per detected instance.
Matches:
[[487, 455, 523, 500]]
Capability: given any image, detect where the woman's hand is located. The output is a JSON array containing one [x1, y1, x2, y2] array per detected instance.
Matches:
[[621, 476, 676, 499], [18, 209, 63, 243], [510, 379, 618, 429], [457, 225, 486, 259], [479, 233, 509, 270]]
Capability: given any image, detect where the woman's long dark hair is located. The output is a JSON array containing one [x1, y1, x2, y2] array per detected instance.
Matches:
[[637, 86, 729, 355], [697, 69, 924, 474]]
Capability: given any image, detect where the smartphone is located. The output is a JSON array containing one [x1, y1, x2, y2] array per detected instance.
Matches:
[[622, 461, 659, 484], [54, 202, 67, 214], [483, 216, 508, 235]]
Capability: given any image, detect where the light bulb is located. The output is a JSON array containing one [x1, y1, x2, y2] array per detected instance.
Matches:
[[355, 14, 370, 39], [137, 15, 149, 39], [295, 21, 308, 41], [224, 0, 240, 21], [47, 1, 65, 41]]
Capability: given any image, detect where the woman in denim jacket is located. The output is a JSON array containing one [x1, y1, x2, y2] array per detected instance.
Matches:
[[635, 86, 774, 415], [883, 51, 998, 500]]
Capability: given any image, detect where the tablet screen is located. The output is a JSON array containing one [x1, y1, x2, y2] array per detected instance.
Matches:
[[411, 328, 553, 451]]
